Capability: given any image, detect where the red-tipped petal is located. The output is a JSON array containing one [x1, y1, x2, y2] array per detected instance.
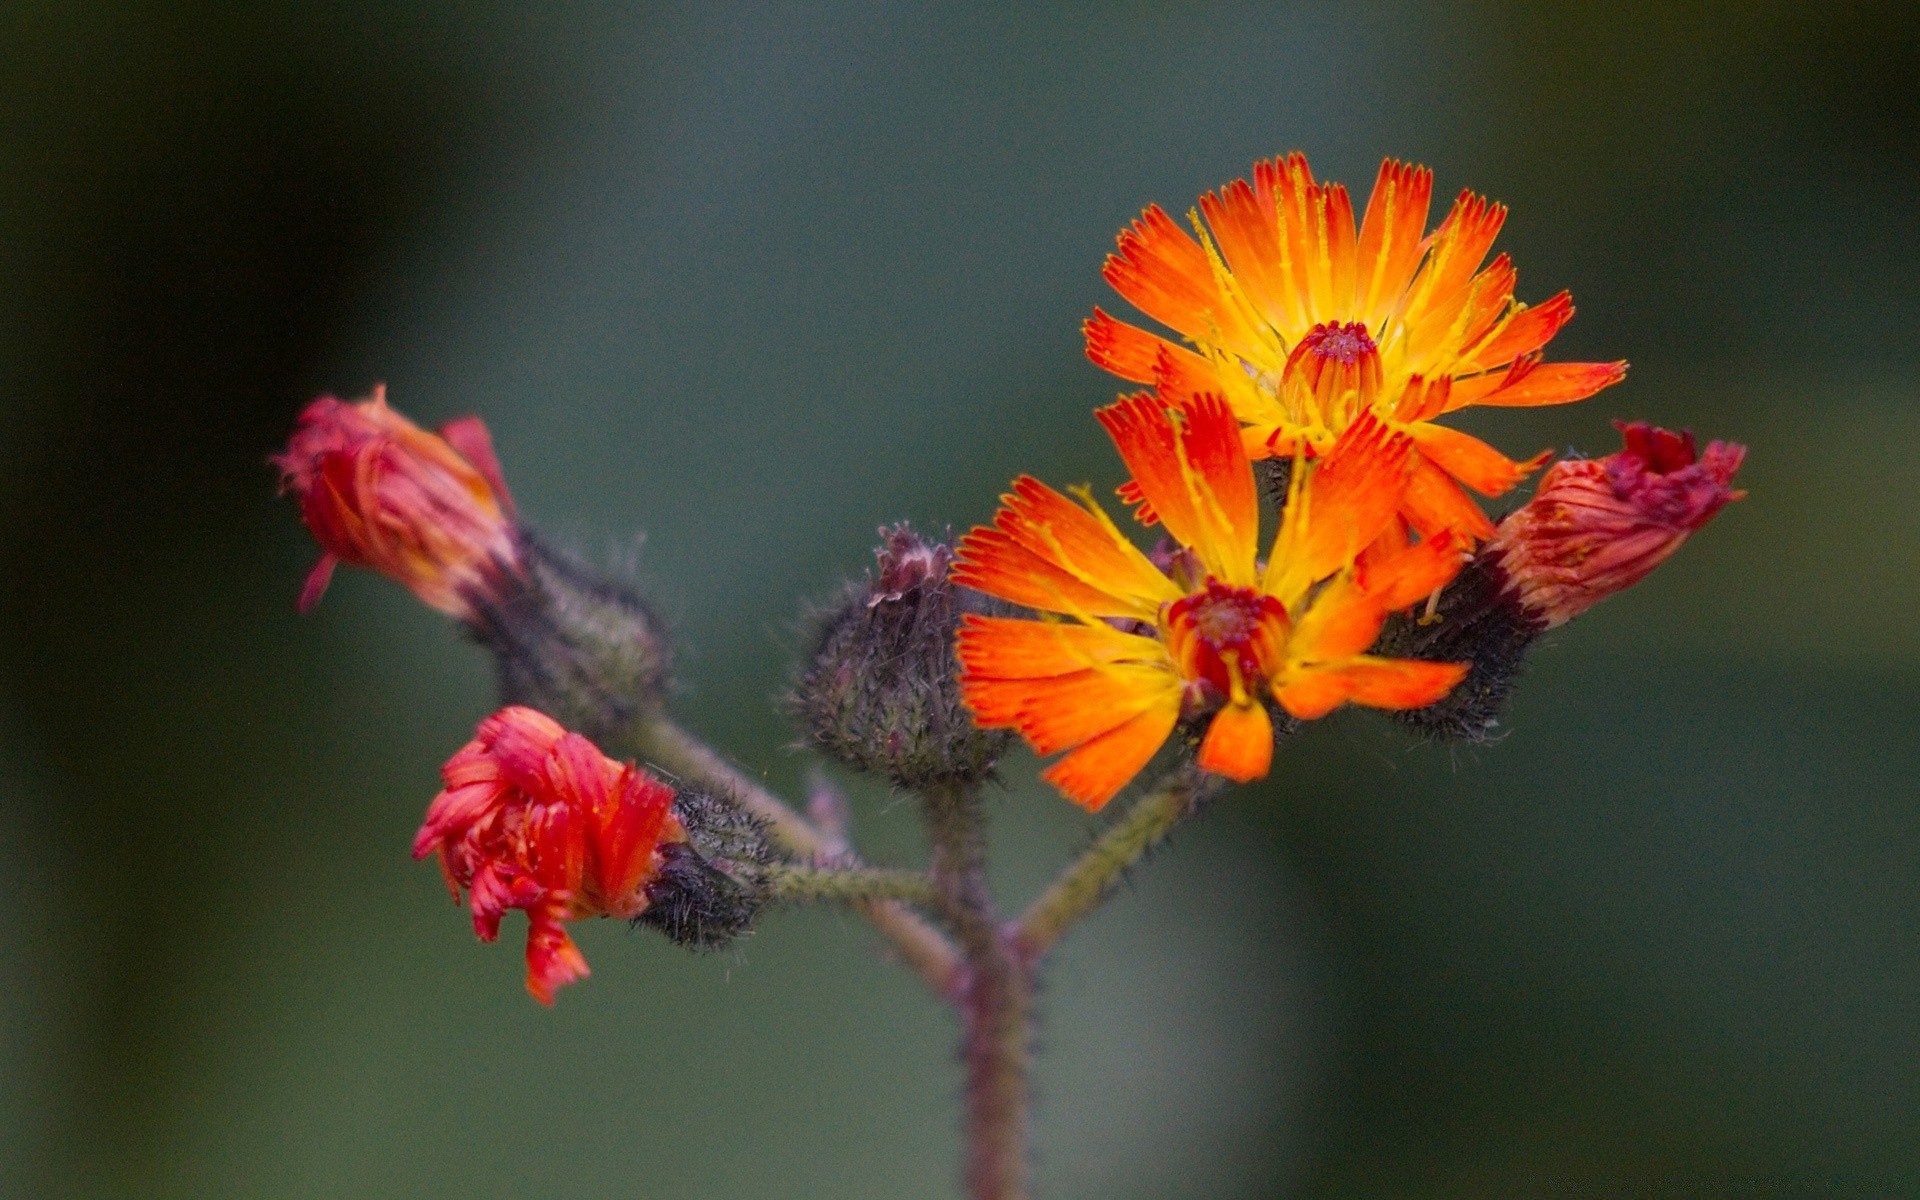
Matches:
[[439, 415, 516, 517], [1404, 423, 1551, 497], [296, 553, 339, 613]]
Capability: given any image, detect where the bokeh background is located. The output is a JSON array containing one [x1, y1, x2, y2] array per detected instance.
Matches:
[[3, 2, 1917, 1196]]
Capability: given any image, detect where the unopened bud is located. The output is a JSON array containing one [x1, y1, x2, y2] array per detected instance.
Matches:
[[273, 386, 520, 620], [793, 524, 1011, 788], [466, 534, 673, 749], [1383, 421, 1746, 742], [1489, 421, 1746, 629]]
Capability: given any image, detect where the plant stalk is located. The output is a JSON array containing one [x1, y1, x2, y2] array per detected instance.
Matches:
[[1011, 764, 1221, 967], [923, 781, 1031, 1200], [763, 864, 941, 907], [629, 714, 964, 999]]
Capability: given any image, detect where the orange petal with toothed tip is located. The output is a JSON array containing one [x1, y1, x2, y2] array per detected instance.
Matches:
[[1199, 175, 1291, 332], [1084, 308, 1212, 385], [1197, 701, 1274, 783], [1450, 254, 1519, 356], [1040, 699, 1182, 812], [1097, 393, 1257, 584], [1401, 456, 1495, 540], [1286, 412, 1415, 583], [973, 664, 1182, 756], [1103, 206, 1263, 362], [1402, 191, 1507, 330], [993, 476, 1177, 607], [1462, 291, 1576, 370], [953, 527, 1147, 618], [1275, 657, 1468, 720], [1355, 159, 1434, 327], [1448, 358, 1627, 410], [1114, 478, 1159, 527], [1358, 530, 1466, 612], [1404, 423, 1551, 497], [956, 613, 1161, 680], [525, 909, 590, 1005]]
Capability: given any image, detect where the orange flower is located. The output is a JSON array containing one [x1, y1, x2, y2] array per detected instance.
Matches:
[[411, 706, 686, 1004], [953, 393, 1470, 811], [273, 385, 519, 620], [1489, 421, 1746, 628], [1085, 153, 1627, 540]]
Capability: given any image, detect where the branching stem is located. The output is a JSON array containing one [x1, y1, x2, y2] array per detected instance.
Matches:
[[628, 714, 965, 1000]]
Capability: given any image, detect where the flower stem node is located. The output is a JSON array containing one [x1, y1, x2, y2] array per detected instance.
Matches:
[[794, 524, 1012, 790], [468, 533, 674, 748]]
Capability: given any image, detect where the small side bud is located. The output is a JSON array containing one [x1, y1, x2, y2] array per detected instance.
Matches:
[[793, 524, 1012, 789], [466, 533, 673, 749], [632, 784, 778, 950], [272, 386, 520, 620], [1384, 422, 1747, 742], [1489, 421, 1746, 629]]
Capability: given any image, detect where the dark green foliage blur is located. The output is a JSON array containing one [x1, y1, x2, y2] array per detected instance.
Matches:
[[2, 3, 1915, 1196]]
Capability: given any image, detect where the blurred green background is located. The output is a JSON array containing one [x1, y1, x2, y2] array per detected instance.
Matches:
[[3, 2, 1916, 1196]]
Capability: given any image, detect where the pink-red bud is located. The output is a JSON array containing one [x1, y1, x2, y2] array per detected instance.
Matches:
[[273, 386, 519, 621], [1488, 421, 1746, 628]]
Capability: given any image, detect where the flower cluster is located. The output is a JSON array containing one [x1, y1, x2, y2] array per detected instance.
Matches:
[[271, 149, 1746, 1014], [411, 706, 687, 1003], [955, 154, 1742, 809]]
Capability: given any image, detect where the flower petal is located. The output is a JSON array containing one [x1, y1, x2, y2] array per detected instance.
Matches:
[[1084, 307, 1213, 385], [1196, 701, 1274, 783], [1275, 657, 1468, 720], [1097, 393, 1258, 584], [1404, 423, 1550, 497], [1447, 358, 1628, 410], [1039, 700, 1181, 812], [1355, 158, 1435, 329], [956, 613, 1162, 680], [1401, 456, 1496, 541]]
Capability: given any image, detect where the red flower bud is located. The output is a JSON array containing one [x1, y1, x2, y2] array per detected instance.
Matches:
[[1488, 421, 1746, 628], [273, 386, 520, 620], [411, 706, 686, 1004]]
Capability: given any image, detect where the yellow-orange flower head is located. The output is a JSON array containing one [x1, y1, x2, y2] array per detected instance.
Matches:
[[1085, 154, 1627, 541], [953, 393, 1469, 811]]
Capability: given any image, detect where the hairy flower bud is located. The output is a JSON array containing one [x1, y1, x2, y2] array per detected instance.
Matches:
[[411, 706, 687, 1003], [466, 534, 673, 748], [1383, 422, 1746, 741], [794, 524, 1011, 789], [274, 386, 520, 620], [631, 784, 778, 951]]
